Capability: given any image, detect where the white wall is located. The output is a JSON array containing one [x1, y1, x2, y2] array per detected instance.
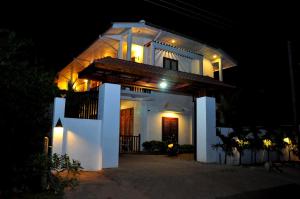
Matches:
[[63, 118, 102, 171], [155, 49, 193, 73], [143, 92, 194, 145], [203, 58, 214, 78], [52, 98, 102, 171]]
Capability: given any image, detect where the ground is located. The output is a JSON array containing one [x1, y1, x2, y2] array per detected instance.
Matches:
[[65, 154, 300, 199]]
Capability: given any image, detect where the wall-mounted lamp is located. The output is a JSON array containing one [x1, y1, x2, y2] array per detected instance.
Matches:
[[159, 79, 168, 89], [55, 118, 63, 128]]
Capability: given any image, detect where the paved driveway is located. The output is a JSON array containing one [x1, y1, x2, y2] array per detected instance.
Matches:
[[65, 154, 300, 199]]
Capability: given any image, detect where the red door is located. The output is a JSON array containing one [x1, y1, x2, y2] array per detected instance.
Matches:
[[162, 117, 178, 143]]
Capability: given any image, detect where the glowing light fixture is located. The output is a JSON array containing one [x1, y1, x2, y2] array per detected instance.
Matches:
[[131, 44, 144, 63], [168, 143, 174, 148], [159, 80, 168, 89], [171, 39, 176, 44], [283, 137, 291, 145], [263, 139, 272, 148], [55, 118, 63, 128], [213, 54, 217, 59]]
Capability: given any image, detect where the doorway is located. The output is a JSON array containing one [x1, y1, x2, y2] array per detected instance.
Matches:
[[162, 117, 178, 143], [120, 108, 134, 136]]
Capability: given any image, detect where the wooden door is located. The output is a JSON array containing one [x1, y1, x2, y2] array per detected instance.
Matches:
[[120, 108, 134, 136], [162, 117, 178, 143]]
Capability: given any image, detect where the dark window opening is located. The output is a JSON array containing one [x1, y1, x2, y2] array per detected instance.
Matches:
[[163, 57, 178, 71]]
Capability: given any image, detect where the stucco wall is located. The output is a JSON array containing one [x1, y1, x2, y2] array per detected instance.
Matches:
[[154, 49, 193, 73], [144, 92, 194, 145], [203, 58, 214, 78], [63, 118, 102, 171]]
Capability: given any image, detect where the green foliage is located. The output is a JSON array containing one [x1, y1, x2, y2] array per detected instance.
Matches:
[[142, 141, 167, 153], [213, 129, 236, 162], [30, 153, 82, 196], [179, 144, 194, 153], [0, 30, 58, 193]]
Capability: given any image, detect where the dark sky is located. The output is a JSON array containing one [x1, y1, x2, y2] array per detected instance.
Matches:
[[1, 0, 299, 126]]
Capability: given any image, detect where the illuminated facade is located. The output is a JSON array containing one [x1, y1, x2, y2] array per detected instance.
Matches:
[[52, 21, 238, 170]]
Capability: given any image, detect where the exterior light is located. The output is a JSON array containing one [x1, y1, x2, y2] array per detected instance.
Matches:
[[159, 80, 168, 89], [283, 137, 291, 145], [55, 118, 63, 128], [131, 44, 144, 63], [53, 118, 64, 155], [213, 54, 217, 59], [263, 139, 272, 148], [168, 143, 174, 148], [171, 39, 176, 44], [54, 118, 63, 136]]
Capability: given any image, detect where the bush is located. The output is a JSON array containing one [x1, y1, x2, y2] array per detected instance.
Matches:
[[179, 144, 194, 153], [142, 141, 167, 153], [27, 153, 82, 196]]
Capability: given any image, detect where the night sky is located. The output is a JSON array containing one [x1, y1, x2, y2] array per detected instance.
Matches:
[[1, 0, 299, 126]]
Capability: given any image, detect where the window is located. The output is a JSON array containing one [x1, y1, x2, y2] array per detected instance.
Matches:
[[163, 57, 178, 71]]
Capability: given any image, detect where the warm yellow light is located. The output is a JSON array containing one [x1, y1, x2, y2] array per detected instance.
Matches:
[[84, 79, 88, 83], [168, 143, 174, 148], [171, 39, 176, 44], [263, 139, 272, 148], [131, 44, 144, 63], [213, 54, 217, 59], [236, 138, 249, 146], [53, 127, 63, 142], [283, 137, 291, 145], [162, 111, 178, 118]]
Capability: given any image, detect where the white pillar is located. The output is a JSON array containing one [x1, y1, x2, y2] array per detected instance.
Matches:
[[218, 58, 223, 81], [118, 38, 123, 59], [126, 29, 132, 61], [52, 97, 66, 155], [150, 42, 155, 65], [196, 97, 216, 163], [199, 57, 204, 75], [98, 83, 121, 168]]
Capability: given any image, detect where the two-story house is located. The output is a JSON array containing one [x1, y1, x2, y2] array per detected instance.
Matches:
[[52, 20, 236, 170]]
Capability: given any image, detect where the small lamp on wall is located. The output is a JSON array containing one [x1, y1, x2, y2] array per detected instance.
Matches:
[[54, 118, 64, 136]]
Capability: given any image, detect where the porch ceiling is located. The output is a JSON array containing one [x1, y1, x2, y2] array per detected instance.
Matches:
[[78, 57, 235, 95]]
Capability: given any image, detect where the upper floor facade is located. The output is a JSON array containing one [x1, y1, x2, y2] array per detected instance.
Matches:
[[56, 20, 237, 91]]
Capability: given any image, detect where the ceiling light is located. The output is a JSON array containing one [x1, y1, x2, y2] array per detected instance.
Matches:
[[159, 80, 168, 89]]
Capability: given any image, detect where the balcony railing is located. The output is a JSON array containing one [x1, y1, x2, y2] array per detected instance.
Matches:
[[64, 89, 99, 119], [121, 85, 151, 94]]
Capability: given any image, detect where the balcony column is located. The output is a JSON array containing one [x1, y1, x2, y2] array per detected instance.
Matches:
[[126, 29, 132, 61], [218, 57, 223, 82], [150, 42, 155, 65], [199, 57, 204, 75], [118, 37, 123, 59]]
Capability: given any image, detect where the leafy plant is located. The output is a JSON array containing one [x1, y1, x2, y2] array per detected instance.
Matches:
[[213, 129, 236, 164], [29, 153, 82, 196], [142, 141, 167, 153]]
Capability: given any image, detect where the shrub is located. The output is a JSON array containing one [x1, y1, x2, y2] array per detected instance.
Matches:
[[179, 144, 194, 153], [28, 153, 82, 196], [142, 141, 167, 153]]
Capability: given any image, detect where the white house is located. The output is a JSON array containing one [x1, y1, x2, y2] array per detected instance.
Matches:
[[52, 20, 237, 170]]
